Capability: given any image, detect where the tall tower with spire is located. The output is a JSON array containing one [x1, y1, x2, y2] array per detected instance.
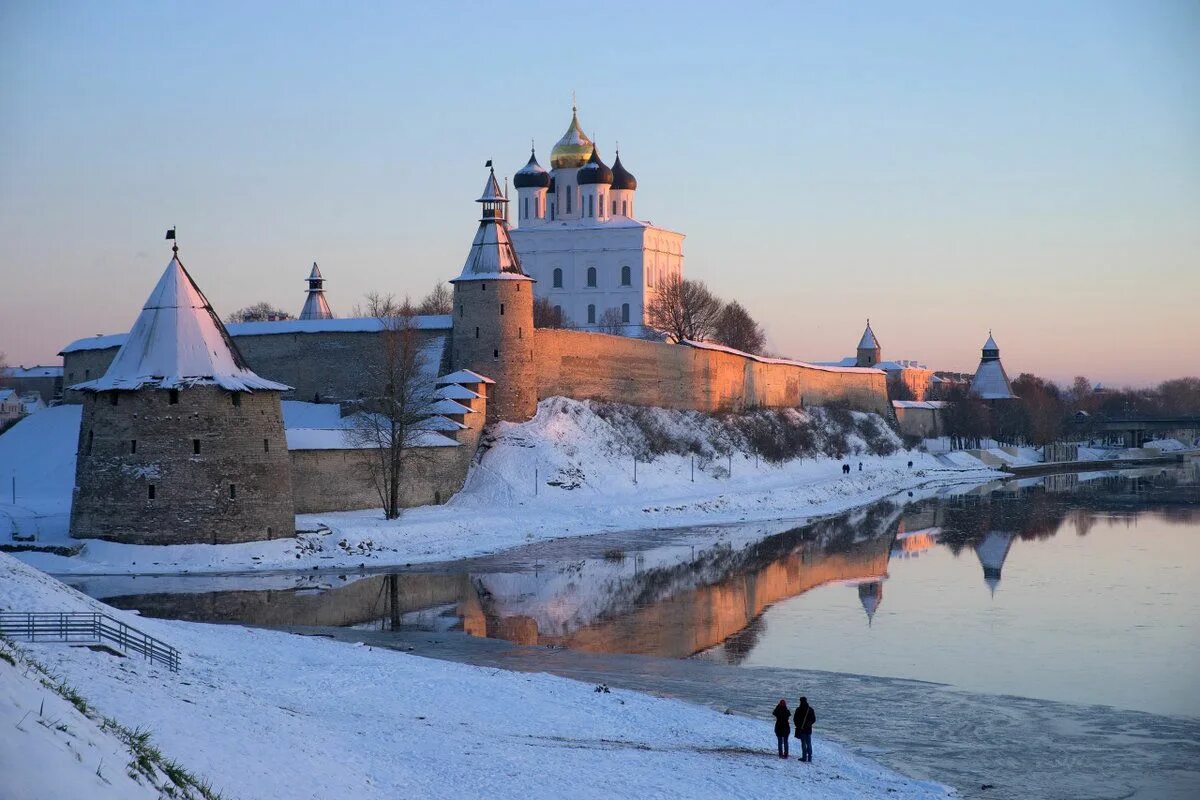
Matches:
[[856, 320, 882, 367], [69, 240, 295, 545], [450, 166, 537, 423], [299, 262, 334, 320]]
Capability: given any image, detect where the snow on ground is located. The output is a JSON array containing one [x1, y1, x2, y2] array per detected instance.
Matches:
[[7, 398, 1001, 576], [0, 553, 953, 800]]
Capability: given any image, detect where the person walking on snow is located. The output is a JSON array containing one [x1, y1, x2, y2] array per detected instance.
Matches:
[[794, 697, 816, 762], [772, 699, 791, 758]]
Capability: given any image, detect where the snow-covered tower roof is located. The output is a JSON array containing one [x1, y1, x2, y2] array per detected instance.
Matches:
[[969, 331, 1016, 400], [856, 319, 882, 367], [72, 253, 290, 393], [299, 262, 334, 321], [549, 104, 594, 170], [452, 166, 532, 282], [858, 321, 879, 351], [974, 531, 1016, 596]]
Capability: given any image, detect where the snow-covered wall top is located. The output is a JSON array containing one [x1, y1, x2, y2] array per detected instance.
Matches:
[[60, 315, 454, 354], [682, 340, 885, 375]]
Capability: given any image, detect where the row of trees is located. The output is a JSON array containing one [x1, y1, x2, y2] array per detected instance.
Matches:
[[938, 375, 1200, 447], [226, 283, 455, 324]]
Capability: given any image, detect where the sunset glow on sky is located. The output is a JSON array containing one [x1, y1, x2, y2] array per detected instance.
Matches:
[[1, 1, 1196, 385]]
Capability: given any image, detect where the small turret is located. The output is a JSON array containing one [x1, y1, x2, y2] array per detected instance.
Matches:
[[577, 144, 613, 221], [970, 331, 1016, 399], [513, 145, 550, 228], [856, 320, 881, 367], [299, 262, 334, 320], [610, 149, 637, 217]]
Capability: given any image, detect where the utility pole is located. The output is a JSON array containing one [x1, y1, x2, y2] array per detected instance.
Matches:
[[534, 466, 538, 496], [633, 457, 638, 485]]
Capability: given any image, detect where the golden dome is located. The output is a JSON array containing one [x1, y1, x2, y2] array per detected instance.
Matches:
[[549, 106, 594, 170]]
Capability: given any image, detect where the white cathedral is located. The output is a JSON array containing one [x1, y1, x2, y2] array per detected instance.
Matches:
[[510, 104, 685, 336]]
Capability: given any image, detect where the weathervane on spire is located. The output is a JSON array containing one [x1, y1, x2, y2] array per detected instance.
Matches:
[[572, 90, 576, 112], [165, 227, 178, 256]]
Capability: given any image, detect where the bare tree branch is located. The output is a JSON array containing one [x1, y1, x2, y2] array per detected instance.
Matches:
[[645, 276, 723, 343]]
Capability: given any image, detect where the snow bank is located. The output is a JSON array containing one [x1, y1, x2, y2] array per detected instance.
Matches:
[[0, 554, 953, 800]]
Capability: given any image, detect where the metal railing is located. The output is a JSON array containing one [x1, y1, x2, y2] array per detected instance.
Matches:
[[0, 611, 180, 672]]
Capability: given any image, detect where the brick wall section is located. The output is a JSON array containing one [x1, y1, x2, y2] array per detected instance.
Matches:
[[69, 386, 295, 544], [532, 329, 892, 415]]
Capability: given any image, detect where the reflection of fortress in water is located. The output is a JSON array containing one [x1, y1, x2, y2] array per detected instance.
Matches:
[[103, 462, 1199, 661]]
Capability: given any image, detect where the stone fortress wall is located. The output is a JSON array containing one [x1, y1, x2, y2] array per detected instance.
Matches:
[[533, 329, 892, 416]]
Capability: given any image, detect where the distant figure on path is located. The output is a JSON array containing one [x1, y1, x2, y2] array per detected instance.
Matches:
[[858, 462, 863, 472], [842, 463, 850, 475], [772, 699, 791, 758], [794, 697, 816, 762], [907, 460, 913, 469]]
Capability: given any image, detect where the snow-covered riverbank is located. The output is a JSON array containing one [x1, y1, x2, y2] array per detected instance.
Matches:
[[0, 553, 954, 799], [4, 399, 1001, 577]]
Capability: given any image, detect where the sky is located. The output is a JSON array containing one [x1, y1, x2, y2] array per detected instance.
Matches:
[[1, 0, 1197, 386]]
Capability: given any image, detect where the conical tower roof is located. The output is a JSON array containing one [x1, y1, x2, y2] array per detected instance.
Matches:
[[73, 255, 290, 393], [300, 261, 334, 320], [453, 168, 532, 282], [858, 320, 879, 350], [970, 330, 1016, 399]]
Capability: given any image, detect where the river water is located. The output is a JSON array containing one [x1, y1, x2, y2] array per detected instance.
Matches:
[[69, 462, 1200, 798]]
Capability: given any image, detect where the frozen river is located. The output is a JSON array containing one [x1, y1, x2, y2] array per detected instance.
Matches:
[[72, 461, 1200, 798]]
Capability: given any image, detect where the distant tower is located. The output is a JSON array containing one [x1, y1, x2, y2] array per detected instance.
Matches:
[[513, 145, 550, 228], [969, 331, 1016, 399], [857, 580, 884, 626], [69, 243, 295, 545], [547, 103, 594, 222], [609, 148, 637, 218], [450, 166, 537, 423], [576, 143, 613, 222], [299, 262, 334, 320], [974, 531, 1016, 596], [856, 320, 882, 367]]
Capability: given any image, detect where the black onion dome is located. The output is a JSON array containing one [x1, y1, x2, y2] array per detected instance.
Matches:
[[513, 149, 550, 189], [610, 152, 637, 190], [577, 145, 613, 185]]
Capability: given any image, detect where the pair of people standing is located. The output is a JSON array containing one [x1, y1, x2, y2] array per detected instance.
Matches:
[[771, 697, 816, 762]]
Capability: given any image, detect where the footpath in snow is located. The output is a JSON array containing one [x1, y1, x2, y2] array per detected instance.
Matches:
[[0, 553, 953, 800], [4, 398, 1001, 576]]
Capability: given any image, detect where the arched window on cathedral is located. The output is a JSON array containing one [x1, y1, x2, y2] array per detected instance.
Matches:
[[553, 268, 563, 288], [621, 266, 631, 286], [622, 303, 630, 323], [587, 267, 597, 288], [612, 199, 617, 216], [588, 195, 594, 218], [566, 191, 572, 215], [587, 304, 596, 324], [522, 198, 528, 219], [622, 200, 628, 216]]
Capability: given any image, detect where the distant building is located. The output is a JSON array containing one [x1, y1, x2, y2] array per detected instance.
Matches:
[[969, 333, 1016, 400], [818, 321, 934, 400], [510, 104, 684, 336], [2, 365, 63, 402], [299, 262, 334, 320], [0, 389, 21, 424]]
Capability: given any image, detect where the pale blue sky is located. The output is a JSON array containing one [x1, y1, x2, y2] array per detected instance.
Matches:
[[1, 1, 1197, 384]]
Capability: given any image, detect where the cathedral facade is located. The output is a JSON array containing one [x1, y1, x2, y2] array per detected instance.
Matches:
[[509, 105, 684, 337]]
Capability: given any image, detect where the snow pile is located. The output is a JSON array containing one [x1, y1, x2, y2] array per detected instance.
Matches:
[[1143, 438, 1186, 452], [0, 554, 952, 800], [0, 404, 80, 540]]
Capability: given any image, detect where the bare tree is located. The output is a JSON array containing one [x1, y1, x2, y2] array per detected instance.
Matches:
[[0, 352, 8, 387], [415, 282, 453, 315], [533, 296, 571, 329], [713, 301, 765, 354], [227, 302, 294, 323], [646, 276, 723, 342], [596, 307, 625, 336], [349, 292, 439, 519]]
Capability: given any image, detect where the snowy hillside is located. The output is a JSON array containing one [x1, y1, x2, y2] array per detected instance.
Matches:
[[6, 397, 999, 575], [0, 553, 953, 800]]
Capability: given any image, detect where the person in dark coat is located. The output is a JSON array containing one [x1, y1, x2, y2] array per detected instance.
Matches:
[[772, 699, 790, 758], [793, 697, 816, 762]]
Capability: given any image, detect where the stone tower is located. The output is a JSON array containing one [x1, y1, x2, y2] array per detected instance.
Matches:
[[69, 245, 295, 545], [450, 166, 537, 423], [856, 320, 881, 367], [969, 331, 1016, 400]]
